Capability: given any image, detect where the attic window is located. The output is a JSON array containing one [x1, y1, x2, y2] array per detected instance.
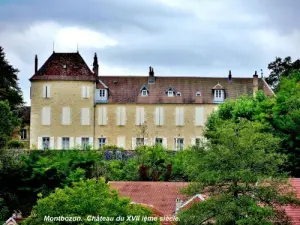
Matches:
[[168, 91, 174, 97], [196, 91, 201, 96], [176, 92, 182, 96], [141, 90, 148, 96], [62, 64, 67, 69]]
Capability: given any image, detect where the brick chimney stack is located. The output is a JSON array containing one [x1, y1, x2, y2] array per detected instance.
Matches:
[[93, 53, 99, 76], [148, 66, 155, 84], [228, 70, 232, 82], [35, 55, 38, 74], [253, 70, 258, 96]]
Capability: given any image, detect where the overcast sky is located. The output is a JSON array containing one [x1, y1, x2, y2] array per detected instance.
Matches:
[[1, 0, 300, 105]]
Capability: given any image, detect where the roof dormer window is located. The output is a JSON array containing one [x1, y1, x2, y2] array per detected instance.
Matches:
[[168, 91, 174, 97], [166, 87, 175, 97], [140, 85, 149, 97], [212, 83, 225, 103], [196, 91, 201, 97], [176, 92, 182, 96], [62, 64, 67, 69]]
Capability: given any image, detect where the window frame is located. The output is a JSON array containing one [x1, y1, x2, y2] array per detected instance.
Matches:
[[176, 92, 182, 96], [20, 129, 27, 140], [136, 137, 145, 147], [155, 138, 163, 146], [168, 91, 174, 97], [174, 137, 184, 151], [81, 137, 90, 150], [196, 91, 201, 97], [98, 137, 107, 148], [42, 137, 50, 150], [141, 89, 148, 96], [62, 137, 70, 150]]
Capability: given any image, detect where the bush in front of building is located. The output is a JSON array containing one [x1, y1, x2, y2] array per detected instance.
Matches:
[[7, 140, 25, 149]]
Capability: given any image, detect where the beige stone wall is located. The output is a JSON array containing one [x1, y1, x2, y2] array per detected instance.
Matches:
[[30, 80, 96, 149], [95, 104, 217, 150], [30, 80, 218, 150]]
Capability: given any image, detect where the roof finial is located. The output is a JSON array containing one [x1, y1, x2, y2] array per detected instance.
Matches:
[[53, 41, 55, 53]]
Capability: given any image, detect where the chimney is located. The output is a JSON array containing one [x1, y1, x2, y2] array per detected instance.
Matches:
[[148, 66, 155, 84], [175, 198, 183, 213], [35, 55, 38, 74], [253, 70, 258, 96], [93, 53, 99, 76], [228, 70, 232, 82]]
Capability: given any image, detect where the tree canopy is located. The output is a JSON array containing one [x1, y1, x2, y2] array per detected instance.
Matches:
[[0, 46, 23, 109], [178, 120, 300, 225], [23, 179, 159, 225]]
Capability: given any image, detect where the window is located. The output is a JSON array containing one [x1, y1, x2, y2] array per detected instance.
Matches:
[[141, 90, 148, 96], [43, 84, 51, 98], [155, 138, 163, 146], [42, 137, 50, 150], [81, 137, 89, 150], [62, 107, 71, 125], [168, 91, 174, 97], [116, 106, 126, 126], [136, 138, 144, 147], [196, 91, 201, 96], [176, 92, 182, 96], [42, 106, 51, 125], [62, 137, 70, 150], [20, 129, 27, 140], [81, 108, 90, 125], [98, 89, 107, 100], [174, 138, 184, 151], [155, 107, 164, 126], [175, 107, 184, 126], [195, 138, 201, 146], [98, 138, 107, 148], [98, 107, 107, 125], [81, 86, 90, 99], [214, 90, 224, 102], [136, 107, 145, 125]]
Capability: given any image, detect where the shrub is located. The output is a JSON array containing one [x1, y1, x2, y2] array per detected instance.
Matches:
[[7, 140, 25, 149]]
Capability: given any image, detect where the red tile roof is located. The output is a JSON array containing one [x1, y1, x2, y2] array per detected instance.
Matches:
[[29, 52, 97, 81], [100, 76, 273, 104], [110, 179, 300, 224], [109, 181, 189, 216]]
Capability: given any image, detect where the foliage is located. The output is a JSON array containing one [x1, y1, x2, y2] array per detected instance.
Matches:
[[7, 140, 25, 149], [266, 56, 300, 92], [23, 179, 159, 225], [178, 120, 300, 225], [0, 100, 21, 149], [99, 144, 124, 151], [0, 46, 23, 109]]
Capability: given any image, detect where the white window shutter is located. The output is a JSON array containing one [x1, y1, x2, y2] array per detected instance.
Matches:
[[70, 137, 74, 149], [116, 107, 121, 125], [38, 137, 43, 150], [160, 107, 164, 125], [47, 85, 51, 98], [141, 107, 145, 124], [62, 107, 71, 125], [155, 108, 159, 125], [81, 108, 90, 125], [86, 86, 90, 98], [122, 107, 126, 125], [103, 107, 107, 125], [136, 107, 141, 125], [191, 137, 196, 146], [181, 108, 184, 125], [42, 85, 46, 98], [162, 138, 167, 149], [42, 107, 51, 125], [81, 86, 86, 98], [89, 137, 93, 149], [57, 137, 62, 150], [195, 107, 204, 126], [117, 136, 125, 149], [50, 137, 55, 150], [144, 137, 148, 146], [132, 137, 136, 150], [76, 137, 81, 149], [98, 107, 103, 125], [175, 108, 180, 125]]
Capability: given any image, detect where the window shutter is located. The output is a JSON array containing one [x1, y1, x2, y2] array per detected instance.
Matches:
[[50, 137, 55, 150], [144, 137, 148, 146], [47, 84, 51, 98], [70, 137, 74, 149], [76, 137, 81, 149], [162, 138, 167, 149], [160, 107, 164, 125], [180, 108, 184, 125], [86, 86, 90, 98], [141, 107, 145, 124], [57, 137, 62, 150], [191, 137, 196, 146], [81, 86, 87, 98], [122, 107, 126, 125], [38, 137, 43, 150], [174, 138, 177, 151], [195, 107, 204, 126], [103, 107, 107, 125], [136, 107, 141, 125], [176, 108, 181, 126], [116, 107, 121, 125], [81, 108, 90, 125], [98, 107, 103, 125], [155, 108, 159, 125], [117, 136, 125, 149], [42, 85, 46, 98], [42, 107, 51, 125], [62, 107, 71, 125], [132, 137, 136, 150], [89, 137, 93, 149]]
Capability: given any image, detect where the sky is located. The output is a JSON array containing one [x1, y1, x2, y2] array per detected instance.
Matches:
[[1, 0, 300, 105]]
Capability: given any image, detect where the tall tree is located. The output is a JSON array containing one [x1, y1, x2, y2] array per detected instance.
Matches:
[[266, 56, 300, 92], [0, 46, 23, 109], [178, 120, 300, 225]]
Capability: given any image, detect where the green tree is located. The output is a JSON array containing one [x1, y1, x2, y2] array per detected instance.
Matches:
[[178, 120, 300, 225], [23, 179, 159, 225], [266, 56, 300, 92], [0, 100, 21, 149], [0, 46, 23, 109]]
